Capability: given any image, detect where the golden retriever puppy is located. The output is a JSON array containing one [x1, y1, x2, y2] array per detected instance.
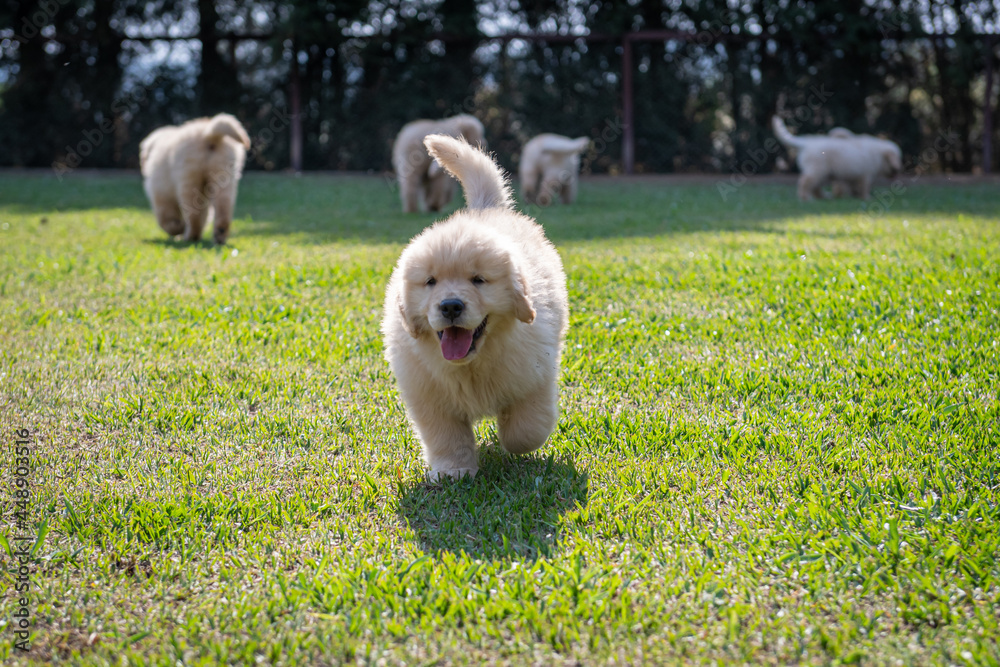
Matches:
[[140, 113, 250, 244], [772, 116, 902, 201], [391, 114, 486, 213], [826, 127, 889, 198], [519, 134, 590, 206], [382, 134, 569, 481]]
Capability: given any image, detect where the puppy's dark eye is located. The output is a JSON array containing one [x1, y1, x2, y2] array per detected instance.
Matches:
[[472, 275, 486, 285], [426, 277, 437, 286]]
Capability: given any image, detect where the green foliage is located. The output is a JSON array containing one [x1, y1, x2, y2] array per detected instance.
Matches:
[[0, 2, 996, 172], [0, 172, 998, 663]]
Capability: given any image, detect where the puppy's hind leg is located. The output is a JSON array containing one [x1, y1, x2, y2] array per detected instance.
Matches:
[[211, 186, 237, 244], [520, 166, 539, 205], [798, 173, 828, 201], [179, 181, 210, 242], [498, 383, 558, 455], [560, 175, 578, 205], [153, 194, 184, 236], [796, 174, 815, 201], [408, 403, 479, 481], [854, 176, 873, 200], [536, 179, 557, 207], [399, 172, 422, 213]]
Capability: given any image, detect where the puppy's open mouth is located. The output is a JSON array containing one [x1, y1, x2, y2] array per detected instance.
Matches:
[[437, 317, 487, 361]]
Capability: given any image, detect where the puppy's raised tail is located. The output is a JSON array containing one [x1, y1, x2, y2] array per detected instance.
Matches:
[[205, 113, 251, 149], [771, 116, 804, 150], [423, 134, 513, 211], [541, 135, 591, 156]]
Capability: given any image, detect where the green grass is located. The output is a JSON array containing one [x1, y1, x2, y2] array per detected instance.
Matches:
[[0, 170, 998, 665]]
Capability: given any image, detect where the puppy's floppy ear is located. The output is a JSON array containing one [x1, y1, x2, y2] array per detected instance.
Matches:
[[884, 148, 902, 175], [456, 118, 485, 146], [396, 288, 425, 338], [511, 268, 536, 324]]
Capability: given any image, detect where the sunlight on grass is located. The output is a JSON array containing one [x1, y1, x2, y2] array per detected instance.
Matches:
[[0, 172, 997, 664]]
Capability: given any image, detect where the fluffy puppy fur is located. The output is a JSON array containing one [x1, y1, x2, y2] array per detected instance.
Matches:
[[828, 127, 857, 139], [519, 134, 591, 206], [826, 127, 887, 197], [392, 115, 486, 213], [140, 113, 251, 244], [772, 116, 902, 201], [382, 134, 569, 481]]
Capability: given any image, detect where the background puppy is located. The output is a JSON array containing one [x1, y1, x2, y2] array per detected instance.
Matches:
[[772, 116, 902, 201], [140, 113, 250, 244], [392, 115, 486, 213], [826, 127, 900, 198], [519, 134, 591, 206], [382, 135, 569, 481]]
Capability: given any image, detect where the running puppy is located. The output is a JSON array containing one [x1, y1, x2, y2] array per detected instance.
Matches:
[[392, 114, 486, 213], [382, 135, 569, 481], [140, 113, 251, 244], [772, 116, 902, 201], [519, 134, 591, 205], [827, 127, 885, 197]]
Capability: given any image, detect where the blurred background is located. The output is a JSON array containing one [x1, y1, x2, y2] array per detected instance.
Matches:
[[1, 1, 997, 175]]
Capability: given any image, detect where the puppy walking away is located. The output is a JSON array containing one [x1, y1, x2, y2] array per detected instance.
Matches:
[[140, 113, 250, 244]]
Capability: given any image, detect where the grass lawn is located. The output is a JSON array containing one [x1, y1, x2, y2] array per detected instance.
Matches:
[[0, 170, 998, 665]]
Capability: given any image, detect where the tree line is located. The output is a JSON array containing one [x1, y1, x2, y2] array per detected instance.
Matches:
[[1, 0, 997, 175]]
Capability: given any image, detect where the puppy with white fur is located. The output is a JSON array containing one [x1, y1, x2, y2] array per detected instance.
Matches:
[[826, 127, 889, 198], [391, 114, 486, 213], [519, 134, 591, 206], [382, 135, 569, 481], [140, 113, 251, 244], [772, 116, 902, 201]]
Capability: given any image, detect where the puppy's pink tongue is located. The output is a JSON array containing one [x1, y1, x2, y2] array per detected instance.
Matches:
[[440, 326, 474, 360]]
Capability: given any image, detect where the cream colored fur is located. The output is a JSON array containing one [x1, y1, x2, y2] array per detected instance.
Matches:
[[391, 114, 486, 213], [519, 134, 590, 205], [140, 113, 250, 244], [382, 135, 569, 481], [772, 116, 902, 201], [828, 127, 857, 139], [826, 127, 888, 197]]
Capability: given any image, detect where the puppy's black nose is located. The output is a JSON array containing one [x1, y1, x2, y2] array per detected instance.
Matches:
[[439, 298, 465, 322]]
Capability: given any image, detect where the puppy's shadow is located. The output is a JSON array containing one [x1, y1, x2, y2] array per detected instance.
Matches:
[[398, 448, 588, 561], [142, 238, 226, 250]]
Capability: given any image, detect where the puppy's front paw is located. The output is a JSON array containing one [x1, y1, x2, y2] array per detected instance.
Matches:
[[426, 467, 478, 483]]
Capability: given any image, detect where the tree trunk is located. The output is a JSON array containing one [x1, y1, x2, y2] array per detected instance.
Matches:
[[197, 0, 241, 114]]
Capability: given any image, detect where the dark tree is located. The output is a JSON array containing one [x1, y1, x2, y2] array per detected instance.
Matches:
[[0, 0, 996, 172]]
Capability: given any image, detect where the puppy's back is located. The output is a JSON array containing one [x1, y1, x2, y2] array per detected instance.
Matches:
[[142, 115, 248, 170], [529, 134, 589, 157], [174, 115, 249, 178], [392, 119, 437, 165], [393, 116, 485, 173], [139, 126, 177, 174]]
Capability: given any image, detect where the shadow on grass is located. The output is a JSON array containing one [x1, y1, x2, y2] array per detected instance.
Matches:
[[398, 447, 588, 561], [141, 238, 225, 250]]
